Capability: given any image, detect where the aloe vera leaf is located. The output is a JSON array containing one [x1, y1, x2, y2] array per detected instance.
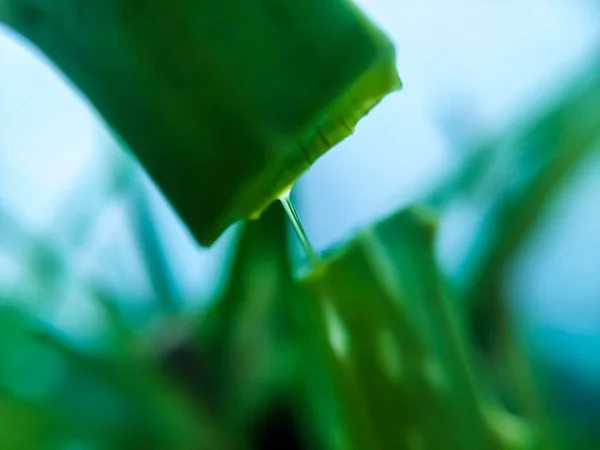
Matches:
[[37, 328, 236, 449], [300, 206, 535, 450], [423, 59, 600, 449], [448, 58, 600, 449], [427, 58, 600, 348], [0, 301, 234, 449], [1, 0, 400, 246], [0, 391, 67, 450], [424, 55, 600, 319], [161, 203, 316, 448], [464, 56, 600, 311], [128, 177, 183, 314]]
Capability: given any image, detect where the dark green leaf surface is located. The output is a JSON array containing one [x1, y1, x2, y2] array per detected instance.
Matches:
[[0, 305, 234, 449], [301, 206, 535, 450], [2, 0, 400, 246], [161, 204, 316, 449]]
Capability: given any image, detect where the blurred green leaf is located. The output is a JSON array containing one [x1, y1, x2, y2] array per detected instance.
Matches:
[[161, 204, 313, 449], [464, 56, 600, 314], [436, 56, 600, 450], [128, 177, 182, 314], [301, 206, 535, 450], [0, 301, 235, 449]]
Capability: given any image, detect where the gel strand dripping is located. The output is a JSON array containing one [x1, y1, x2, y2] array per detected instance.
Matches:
[[279, 188, 319, 265]]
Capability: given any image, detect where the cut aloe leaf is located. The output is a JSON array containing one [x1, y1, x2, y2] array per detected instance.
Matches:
[[300, 206, 535, 450], [2, 0, 400, 246]]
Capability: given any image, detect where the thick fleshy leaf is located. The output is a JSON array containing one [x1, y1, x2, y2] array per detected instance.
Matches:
[[161, 204, 316, 449], [300, 206, 535, 450], [2, 0, 400, 246]]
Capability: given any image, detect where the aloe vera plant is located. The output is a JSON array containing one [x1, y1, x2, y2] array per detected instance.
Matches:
[[1, 1, 600, 449]]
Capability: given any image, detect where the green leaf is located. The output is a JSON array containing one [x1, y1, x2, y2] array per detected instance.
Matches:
[[426, 58, 600, 450], [465, 56, 600, 310], [3, 0, 400, 246], [161, 203, 313, 449], [300, 206, 535, 450]]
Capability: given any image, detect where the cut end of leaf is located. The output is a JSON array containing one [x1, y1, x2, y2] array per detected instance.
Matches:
[[224, 48, 402, 245], [6, 0, 402, 248]]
